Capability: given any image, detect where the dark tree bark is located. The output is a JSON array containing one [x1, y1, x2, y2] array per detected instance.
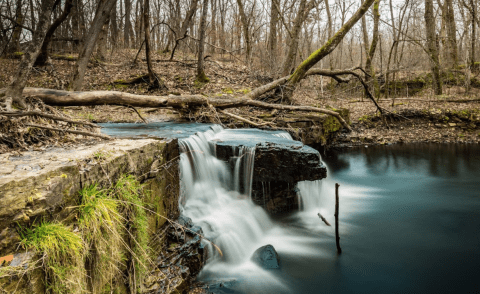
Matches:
[[209, 0, 217, 54], [267, 0, 279, 66], [2, 0, 56, 111], [7, 0, 24, 55], [365, 0, 380, 98], [124, 0, 134, 48], [196, 0, 210, 83], [143, 0, 165, 90], [324, 0, 333, 69], [425, 0, 442, 95], [236, 0, 251, 64], [441, 0, 458, 67], [70, 0, 117, 91], [95, 8, 112, 62], [34, 0, 73, 66]]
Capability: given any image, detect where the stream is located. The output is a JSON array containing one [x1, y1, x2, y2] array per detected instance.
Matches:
[[101, 123, 480, 294]]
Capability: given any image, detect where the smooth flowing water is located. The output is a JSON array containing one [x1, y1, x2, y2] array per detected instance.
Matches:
[[178, 127, 480, 294]]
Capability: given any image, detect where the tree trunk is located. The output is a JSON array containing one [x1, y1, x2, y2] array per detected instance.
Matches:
[[267, 0, 278, 67], [96, 9, 112, 62], [2, 0, 56, 111], [281, 0, 317, 76], [29, 0, 36, 32], [470, 0, 476, 68], [236, 0, 251, 64], [34, 0, 73, 66], [209, 0, 217, 54], [70, 0, 117, 91], [425, 0, 443, 95], [365, 0, 380, 98], [440, 0, 458, 68], [124, 0, 133, 48], [282, 0, 376, 102], [324, 0, 333, 69], [110, 2, 118, 47], [143, 0, 164, 90], [7, 0, 24, 55], [196, 0, 210, 83]]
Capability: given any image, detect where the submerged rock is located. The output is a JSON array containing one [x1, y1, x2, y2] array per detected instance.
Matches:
[[251, 244, 280, 269]]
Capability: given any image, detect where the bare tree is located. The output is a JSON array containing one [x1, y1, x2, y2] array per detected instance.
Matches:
[[281, 0, 318, 76], [283, 0, 376, 102], [70, 0, 117, 91], [34, 0, 73, 66], [1, 0, 56, 110]]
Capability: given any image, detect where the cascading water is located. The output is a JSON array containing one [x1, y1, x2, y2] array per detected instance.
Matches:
[[178, 126, 329, 293], [179, 126, 272, 265]]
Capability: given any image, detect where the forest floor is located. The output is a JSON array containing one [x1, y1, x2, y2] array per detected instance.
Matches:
[[1, 49, 479, 154]]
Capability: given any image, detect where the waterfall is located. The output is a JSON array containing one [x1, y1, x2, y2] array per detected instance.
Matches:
[[179, 126, 272, 265], [178, 126, 326, 292]]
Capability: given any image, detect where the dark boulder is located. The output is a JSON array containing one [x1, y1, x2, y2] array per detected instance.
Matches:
[[251, 244, 280, 269], [214, 140, 326, 183]]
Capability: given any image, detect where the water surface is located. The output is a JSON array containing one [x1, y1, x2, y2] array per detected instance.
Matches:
[[198, 143, 480, 294]]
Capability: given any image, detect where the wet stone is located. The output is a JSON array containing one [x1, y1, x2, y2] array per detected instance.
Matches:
[[251, 244, 280, 269]]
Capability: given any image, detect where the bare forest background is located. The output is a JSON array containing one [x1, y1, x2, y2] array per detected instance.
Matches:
[[1, 0, 479, 89]]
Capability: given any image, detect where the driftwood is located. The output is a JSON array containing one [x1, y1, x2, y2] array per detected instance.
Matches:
[[2, 87, 352, 132]]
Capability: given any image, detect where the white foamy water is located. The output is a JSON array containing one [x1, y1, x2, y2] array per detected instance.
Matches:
[[178, 126, 335, 292]]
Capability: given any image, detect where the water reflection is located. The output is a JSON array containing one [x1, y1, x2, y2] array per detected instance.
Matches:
[[325, 143, 480, 178]]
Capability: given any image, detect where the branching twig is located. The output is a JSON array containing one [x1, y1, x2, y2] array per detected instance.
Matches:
[[218, 109, 272, 127], [121, 105, 148, 124]]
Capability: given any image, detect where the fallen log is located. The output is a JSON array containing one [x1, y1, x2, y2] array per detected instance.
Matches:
[[1, 87, 352, 132]]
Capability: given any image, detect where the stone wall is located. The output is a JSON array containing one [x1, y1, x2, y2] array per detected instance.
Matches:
[[0, 139, 204, 293]]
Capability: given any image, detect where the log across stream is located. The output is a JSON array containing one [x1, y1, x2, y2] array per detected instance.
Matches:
[[101, 124, 480, 294]]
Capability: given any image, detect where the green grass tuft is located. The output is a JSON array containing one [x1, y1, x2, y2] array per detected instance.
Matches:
[[20, 222, 86, 294], [115, 175, 150, 293], [78, 184, 122, 293]]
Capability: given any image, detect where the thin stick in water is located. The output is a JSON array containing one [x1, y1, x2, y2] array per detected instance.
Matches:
[[335, 183, 342, 255]]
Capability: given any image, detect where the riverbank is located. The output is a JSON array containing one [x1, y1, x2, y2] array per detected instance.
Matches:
[[1, 52, 479, 153]]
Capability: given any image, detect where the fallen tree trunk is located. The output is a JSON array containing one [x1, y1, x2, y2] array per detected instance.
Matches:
[[0, 87, 352, 132]]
